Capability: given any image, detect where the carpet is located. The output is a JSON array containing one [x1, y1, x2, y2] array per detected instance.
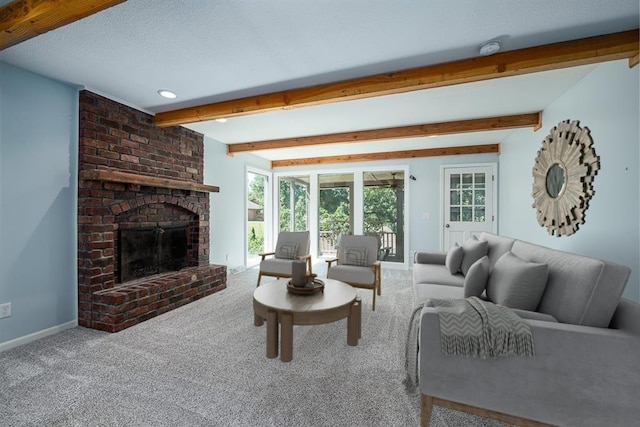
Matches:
[[0, 264, 512, 426]]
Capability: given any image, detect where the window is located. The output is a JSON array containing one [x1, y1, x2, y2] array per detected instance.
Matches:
[[318, 173, 353, 257], [363, 170, 405, 262], [278, 175, 310, 232]]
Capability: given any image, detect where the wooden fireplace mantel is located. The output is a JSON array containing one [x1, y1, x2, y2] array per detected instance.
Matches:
[[80, 169, 220, 193]]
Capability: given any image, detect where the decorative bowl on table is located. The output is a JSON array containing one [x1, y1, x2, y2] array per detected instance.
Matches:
[[287, 275, 324, 295]]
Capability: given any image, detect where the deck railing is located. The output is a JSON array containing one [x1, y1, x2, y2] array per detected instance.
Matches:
[[318, 230, 398, 260]]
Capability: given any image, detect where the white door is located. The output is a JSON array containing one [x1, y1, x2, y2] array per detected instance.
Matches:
[[442, 165, 496, 250]]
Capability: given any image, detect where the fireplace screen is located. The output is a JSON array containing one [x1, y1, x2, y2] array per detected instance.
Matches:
[[119, 225, 188, 282]]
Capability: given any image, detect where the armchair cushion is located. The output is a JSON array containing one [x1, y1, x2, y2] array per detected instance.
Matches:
[[260, 258, 298, 276], [486, 251, 548, 311], [327, 264, 375, 286]]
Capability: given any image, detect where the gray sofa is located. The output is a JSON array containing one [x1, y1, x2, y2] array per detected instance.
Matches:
[[413, 232, 640, 427]]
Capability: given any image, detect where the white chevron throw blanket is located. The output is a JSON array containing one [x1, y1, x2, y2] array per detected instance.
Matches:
[[404, 297, 534, 390]]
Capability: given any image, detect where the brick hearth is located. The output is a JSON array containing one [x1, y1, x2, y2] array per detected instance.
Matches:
[[77, 91, 226, 332]]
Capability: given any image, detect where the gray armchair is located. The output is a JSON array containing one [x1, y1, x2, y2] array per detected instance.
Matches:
[[257, 231, 312, 287], [326, 234, 381, 310]]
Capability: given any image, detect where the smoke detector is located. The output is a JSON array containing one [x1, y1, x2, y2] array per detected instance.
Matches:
[[479, 40, 501, 56]]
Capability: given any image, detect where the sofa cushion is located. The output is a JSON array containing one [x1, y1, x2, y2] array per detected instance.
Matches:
[[413, 263, 465, 288], [464, 256, 490, 298], [460, 236, 489, 276], [486, 251, 549, 311], [275, 242, 298, 259], [327, 264, 375, 286], [414, 283, 464, 303], [445, 243, 464, 274], [511, 309, 558, 323], [478, 232, 515, 268], [511, 240, 630, 327]]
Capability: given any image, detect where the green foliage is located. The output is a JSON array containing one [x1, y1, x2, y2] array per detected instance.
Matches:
[[279, 179, 308, 231], [364, 186, 399, 233], [319, 188, 351, 245], [248, 174, 265, 207], [247, 225, 264, 255]]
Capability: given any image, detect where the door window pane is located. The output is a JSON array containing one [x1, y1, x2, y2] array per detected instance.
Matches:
[[462, 173, 473, 188], [462, 206, 473, 221], [449, 171, 487, 223], [450, 207, 461, 222], [450, 190, 460, 205]]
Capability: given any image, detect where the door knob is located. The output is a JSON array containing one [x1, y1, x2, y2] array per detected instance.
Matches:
[[445, 224, 450, 228]]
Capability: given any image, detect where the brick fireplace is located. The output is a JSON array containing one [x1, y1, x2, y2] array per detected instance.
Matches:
[[77, 91, 226, 332]]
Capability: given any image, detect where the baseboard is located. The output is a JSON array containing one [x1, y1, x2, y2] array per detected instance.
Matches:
[[0, 320, 78, 353]]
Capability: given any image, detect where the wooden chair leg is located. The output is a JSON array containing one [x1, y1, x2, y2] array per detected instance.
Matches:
[[371, 287, 376, 311], [256, 273, 262, 287], [421, 395, 434, 427]]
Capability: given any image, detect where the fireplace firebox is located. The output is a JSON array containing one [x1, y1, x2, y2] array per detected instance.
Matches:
[[119, 225, 188, 282]]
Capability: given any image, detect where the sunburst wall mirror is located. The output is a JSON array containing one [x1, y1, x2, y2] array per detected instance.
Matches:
[[532, 119, 600, 237]]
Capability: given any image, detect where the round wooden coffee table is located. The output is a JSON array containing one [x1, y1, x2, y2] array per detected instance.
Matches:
[[253, 278, 361, 362]]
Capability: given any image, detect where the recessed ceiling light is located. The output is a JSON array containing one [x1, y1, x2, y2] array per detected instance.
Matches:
[[157, 89, 177, 99], [215, 118, 228, 123], [479, 40, 501, 56]]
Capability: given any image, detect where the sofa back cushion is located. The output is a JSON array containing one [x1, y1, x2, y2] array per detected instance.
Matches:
[[478, 232, 515, 268], [511, 240, 630, 327]]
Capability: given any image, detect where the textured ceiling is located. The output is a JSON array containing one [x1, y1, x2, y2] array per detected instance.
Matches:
[[0, 0, 638, 162]]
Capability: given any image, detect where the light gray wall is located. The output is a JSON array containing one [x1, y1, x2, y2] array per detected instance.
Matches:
[[499, 59, 640, 301], [204, 136, 270, 271], [0, 62, 78, 345]]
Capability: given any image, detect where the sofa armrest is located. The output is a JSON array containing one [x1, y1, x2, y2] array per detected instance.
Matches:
[[419, 307, 640, 426], [414, 251, 446, 265]]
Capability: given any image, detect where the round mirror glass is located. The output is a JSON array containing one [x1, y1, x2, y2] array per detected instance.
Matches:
[[545, 163, 566, 198]]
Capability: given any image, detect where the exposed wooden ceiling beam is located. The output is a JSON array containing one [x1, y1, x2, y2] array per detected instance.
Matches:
[[630, 52, 639, 68], [0, 0, 126, 51], [271, 144, 500, 168], [155, 29, 639, 127], [227, 112, 540, 155]]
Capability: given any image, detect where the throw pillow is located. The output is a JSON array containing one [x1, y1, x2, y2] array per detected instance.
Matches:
[[445, 243, 464, 275], [275, 242, 298, 260], [463, 256, 490, 298], [344, 247, 368, 266], [486, 251, 549, 311], [460, 236, 489, 276]]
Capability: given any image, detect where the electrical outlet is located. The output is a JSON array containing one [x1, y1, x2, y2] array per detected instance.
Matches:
[[0, 302, 11, 319]]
